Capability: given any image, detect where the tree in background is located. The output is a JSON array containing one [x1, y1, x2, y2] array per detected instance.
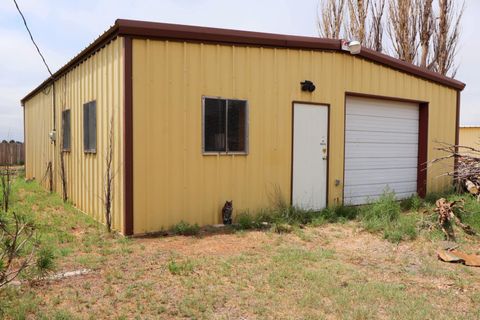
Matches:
[[346, 0, 370, 45], [387, 0, 419, 64], [432, 0, 464, 77], [418, 0, 435, 68], [368, 0, 386, 52], [318, 0, 346, 38], [317, 0, 465, 77]]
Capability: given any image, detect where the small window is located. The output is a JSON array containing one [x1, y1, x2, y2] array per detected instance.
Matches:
[[62, 110, 71, 151], [203, 97, 248, 154], [83, 101, 97, 153]]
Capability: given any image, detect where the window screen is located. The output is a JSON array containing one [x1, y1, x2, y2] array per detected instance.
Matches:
[[203, 97, 247, 153], [83, 101, 97, 153], [62, 110, 71, 151]]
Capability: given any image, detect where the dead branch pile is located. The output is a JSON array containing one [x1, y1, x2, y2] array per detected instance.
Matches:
[[434, 198, 475, 241], [431, 143, 480, 197]]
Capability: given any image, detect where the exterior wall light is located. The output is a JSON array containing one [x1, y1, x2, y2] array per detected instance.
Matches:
[[300, 80, 316, 92], [341, 40, 361, 55]]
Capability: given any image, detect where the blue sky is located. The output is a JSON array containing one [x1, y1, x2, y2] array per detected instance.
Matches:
[[1, 0, 478, 141]]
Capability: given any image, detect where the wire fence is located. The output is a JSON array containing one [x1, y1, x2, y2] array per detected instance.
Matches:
[[0, 141, 24, 165]]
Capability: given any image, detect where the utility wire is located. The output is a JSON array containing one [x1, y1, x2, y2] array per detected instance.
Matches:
[[13, 0, 54, 78]]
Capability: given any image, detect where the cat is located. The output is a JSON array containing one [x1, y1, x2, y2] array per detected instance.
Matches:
[[222, 200, 233, 225]]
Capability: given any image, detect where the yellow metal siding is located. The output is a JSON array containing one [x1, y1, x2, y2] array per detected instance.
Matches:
[[459, 127, 480, 151], [132, 39, 458, 234], [24, 38, 125, 233]]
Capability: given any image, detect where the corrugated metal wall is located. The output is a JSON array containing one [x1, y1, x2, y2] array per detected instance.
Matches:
[[459, 127, 480, 151], [132, 39, 458, 234], [24, 37, 125, 232]]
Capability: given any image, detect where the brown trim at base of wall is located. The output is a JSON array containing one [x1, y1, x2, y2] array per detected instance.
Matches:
[[417, 103, 429, 198], [124, 37, 134, 236]]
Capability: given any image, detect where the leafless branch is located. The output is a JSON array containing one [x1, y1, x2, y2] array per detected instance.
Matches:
[[431, 0, 464, 77], [318, 0, 346, 38], [387, 0, 420, 63], [346, 0, 371, 44], [367, 0, 387, 52]]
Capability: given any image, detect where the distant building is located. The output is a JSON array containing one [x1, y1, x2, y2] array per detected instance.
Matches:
[[460, 126, 480, 151]]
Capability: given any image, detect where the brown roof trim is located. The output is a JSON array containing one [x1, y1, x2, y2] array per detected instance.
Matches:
[[22, 19, 465, 105], [21, 24, 120, 105]]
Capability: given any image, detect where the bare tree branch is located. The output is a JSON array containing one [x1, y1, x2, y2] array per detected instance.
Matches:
[[318, 0, 346, 38], [346, 0, 371, 44], [418, 0, 435, 68], [387, 0, 420, 63], [367, 0, 387, 52], [431, 0, 464, 77]]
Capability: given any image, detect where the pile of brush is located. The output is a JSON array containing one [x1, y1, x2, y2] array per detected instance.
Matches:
[[432, 143, 480, 199]]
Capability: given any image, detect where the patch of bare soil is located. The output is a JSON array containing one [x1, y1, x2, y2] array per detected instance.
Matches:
[[137, 231, 272, 257]]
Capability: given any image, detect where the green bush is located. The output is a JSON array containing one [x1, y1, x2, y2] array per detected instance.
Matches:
[[171, 221, 200, 236], [400, 195, 424, 212], [359, 191, 418, 243], [36, 247, 55, 275], [234, 212, 259, 230], [360, 191, 401, 232]]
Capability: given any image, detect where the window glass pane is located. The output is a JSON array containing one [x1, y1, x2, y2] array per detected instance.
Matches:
[[83, 103, 89, 151], [227, 100, 247, 152], [204, 98, 226, 152], [62, 110, 71, 150], [89, 102, 97, 152]]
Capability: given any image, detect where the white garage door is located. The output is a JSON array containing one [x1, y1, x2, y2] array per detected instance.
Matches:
[[344, 96, 419, 205]]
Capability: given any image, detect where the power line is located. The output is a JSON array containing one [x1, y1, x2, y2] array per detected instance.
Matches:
[[12, 0, 54, 78]]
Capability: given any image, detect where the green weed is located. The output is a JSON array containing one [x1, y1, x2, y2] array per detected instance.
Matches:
[[167, 259, 194, 275], [171, 221, 200, 236]]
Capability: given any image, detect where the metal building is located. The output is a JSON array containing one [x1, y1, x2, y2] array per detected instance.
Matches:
[[22, 19, 465, 235]]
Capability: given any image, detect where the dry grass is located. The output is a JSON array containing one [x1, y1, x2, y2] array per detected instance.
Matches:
[[1, 178, 480, 319]]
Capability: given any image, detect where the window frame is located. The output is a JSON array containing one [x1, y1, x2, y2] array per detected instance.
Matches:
[[61, 109, 71, 152], [83, 100, 97, 154], [201, 96, 249, 155]]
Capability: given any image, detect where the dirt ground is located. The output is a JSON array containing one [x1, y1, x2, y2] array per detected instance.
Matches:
[[22, 224, 480, 319]]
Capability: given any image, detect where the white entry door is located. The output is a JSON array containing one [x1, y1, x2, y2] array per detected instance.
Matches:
[[292, 103, 329, 210]]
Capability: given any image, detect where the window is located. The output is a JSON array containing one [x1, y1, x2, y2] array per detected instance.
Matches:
[[203, 97, 248, 154], [83, 101, 97, 153], [62, 110, 71, 151]]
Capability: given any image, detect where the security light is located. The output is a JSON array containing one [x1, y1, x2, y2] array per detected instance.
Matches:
[[300, 80, 316, 92], [341, 40, 361, 55]]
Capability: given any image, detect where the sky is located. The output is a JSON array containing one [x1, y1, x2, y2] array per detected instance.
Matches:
[[0, 0, 479, 141]]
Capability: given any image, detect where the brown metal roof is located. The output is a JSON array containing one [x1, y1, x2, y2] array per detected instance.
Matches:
[[21, 18, 466, 105]]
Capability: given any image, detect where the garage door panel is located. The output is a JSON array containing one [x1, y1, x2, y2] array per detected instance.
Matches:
[[345, 167, 418, 186], [346, 99, 419, 119], [346, 131, 418, 144], [346, 115, 419, 133], [344, 181, 417, 198], [346, 192, 417, 205], [345, 143, 418, 158], [344, 96, 419, 204], [345, 157, 418, 170]]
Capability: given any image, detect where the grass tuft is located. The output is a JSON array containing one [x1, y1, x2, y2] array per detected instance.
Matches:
[[167, 259, 194, 275], [171, 221, 200, 236], [359, 191, 418, 243]]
